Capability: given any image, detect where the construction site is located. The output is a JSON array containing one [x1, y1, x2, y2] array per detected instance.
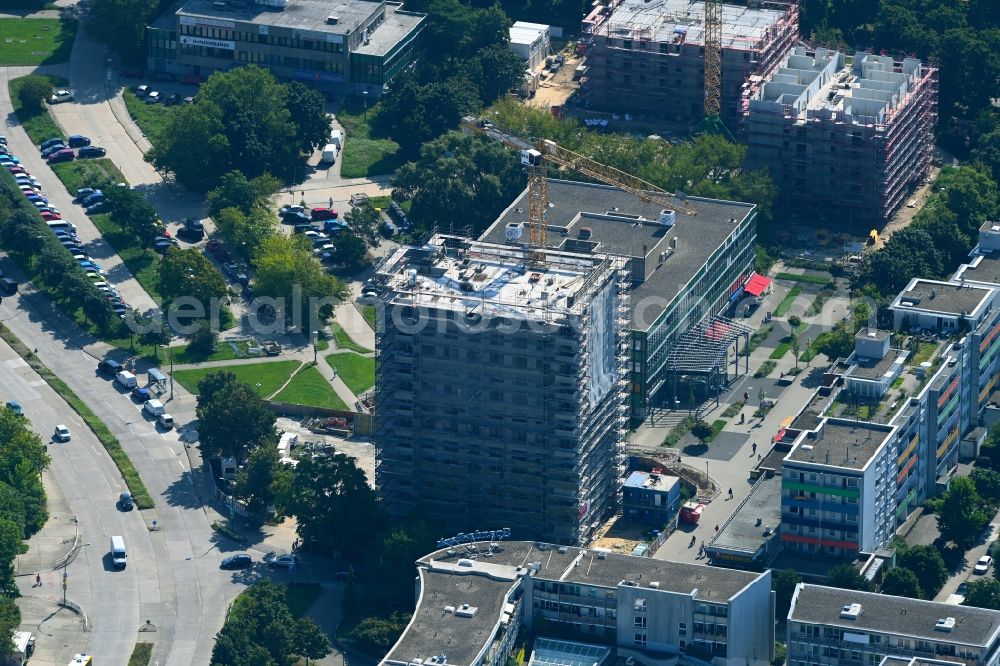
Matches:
[[743, 47, 938, 229], [372, 235, 631, 545], [582, 0, 798, 128]]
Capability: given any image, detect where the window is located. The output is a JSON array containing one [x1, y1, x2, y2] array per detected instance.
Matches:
[[679, 622, 687, 637], [634, 598, 647, 612], [634, 633, 647, 647], [635, 616, 647, 628]]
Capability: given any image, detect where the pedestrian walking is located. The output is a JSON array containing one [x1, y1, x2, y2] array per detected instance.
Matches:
[[743, 391, 750, 403], [728, 487, 733, 499], [752, 441, 757, 455], [34, 573, 41, 587], [329, 197, 334, 209]]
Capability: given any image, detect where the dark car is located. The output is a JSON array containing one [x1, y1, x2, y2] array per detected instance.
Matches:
[[293, 223, 318, 233], [86, 201, 107, 215], [177, 225, 205, 241], [282, 211, 311, 225], [118, 491, 134, 510], [83, 191, 104, 206], [40, 143, 67, 158], [97, 358, 123, 375], [67, 135, 91, 148], [220, 553, 253, 570], [75, 187, 95, 201], [40, 137, 64, 150], [47, 148, 74, 164], [165, 93, 180, 106], [131, 386, 151, 402], [78, 146, 107, 158], [0, 277, 17, 293]]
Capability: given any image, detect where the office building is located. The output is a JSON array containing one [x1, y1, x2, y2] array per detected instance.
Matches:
[[146, 0, 426, 93], [582, 0, 798, 128], [373, 235, 629, 545], [479, 179, 760, 421], [744, 47, 938, 228], [380, 540, 775, 666], [787, 584, 1000, 666]]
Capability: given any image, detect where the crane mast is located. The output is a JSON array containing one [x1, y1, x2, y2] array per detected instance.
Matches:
[[704, 0, 723, 118]]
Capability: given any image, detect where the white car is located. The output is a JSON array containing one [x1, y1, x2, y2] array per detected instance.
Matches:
[[975, 555, 993, 575], [54, 425, 71, 442], [146, 91, 161, 103], [50, 90, 74, 104], [265, 553, 298, 569]]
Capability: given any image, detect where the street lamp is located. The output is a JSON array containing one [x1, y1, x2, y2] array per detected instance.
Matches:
[[362, 90, 368, 122], [313, 330, 319, 365], [255, 382, 262, 398]]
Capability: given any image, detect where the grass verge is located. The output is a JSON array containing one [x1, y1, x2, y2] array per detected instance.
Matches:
[[325, 352, 374, 395], [88, 212, 164, 303], [173, 360, 300, 397], [0, 18, 76, 66], [770, 338, 791, 359], [662, 416, 696, 447], [122, 89, 175, 144], [49, 158, 126, 193], [772, 286, 802, 317], [703, 420, 726, 444], [9, 74, 67, 143], [0, 323, 154, 508], [754, 360, 777, 378], [128, 642, 153, 666], [285, 582, 322, 618], [742, 324, 773, 357], [721, 401, 745, 418], [331, 321, 372, 353], [361, 304, 376, 329], [774, 271, 834, 286], [273, 365, 348, 410], [805, 293, 829, 317], [211, 520, 246, 543], [171, 340, 243, 365], [336, 97, 404, 178]]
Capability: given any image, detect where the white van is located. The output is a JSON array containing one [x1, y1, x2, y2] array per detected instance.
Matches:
[[143, 399, 165, 416], [158, 413, 174, 429], [115, 370, 137, 388], [47, 220, 77, 231], [110, 535, 126, 569], [329, 129, 343, 149], [320, 143, 338, 164]]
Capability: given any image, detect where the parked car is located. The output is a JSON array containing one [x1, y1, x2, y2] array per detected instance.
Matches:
[[182, 96, 195, 105], [134, 84, 150, 97], [79, 260, 103, 272], [49, 90, 74, 104], [118, 492, 134, 510], [83, 191, 104, 206], [177, 224, 205, 241], [41, 211, 62, 221], [293, 223, 317, 234], [220, 553, 253, 570], [0, 277, 17, 293], [146, 91, 161, 103], [85, 201, 107, 215], [75, 187, 95, 201], [165, 93, 180, 106], [40, 143, 67, 158], [265, 553, 297, 569], [282, 211, 311, 225], [310, 207, 338, 221], [47, 148, 75, 164], [5, 401, 22, 416], [40, 137, 64, 151], [54, 425, 71, 442], [78, 146, 106, 158], [975, 556, 993, 574], [67, 135, 91, 148]]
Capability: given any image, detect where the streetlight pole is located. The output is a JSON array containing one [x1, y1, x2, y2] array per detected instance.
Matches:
[[169, 345, 174, 400], [255, 382, 262, 398], [363, 90, 368, 122], [313, 330, 319, 365]]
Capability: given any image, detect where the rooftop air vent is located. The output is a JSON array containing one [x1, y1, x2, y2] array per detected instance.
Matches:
[[649, 581, 660, 588], [455, 604, 479, 618], [457, 558, 475, 567], [444, 606, 456, 614], [579, 227, 592, 240], [326, 15, 340, 24], [935, 617, 956, 632], [558, 546, 568, 554], [840, 603, 862, 620], [659, 209, 676, 226]]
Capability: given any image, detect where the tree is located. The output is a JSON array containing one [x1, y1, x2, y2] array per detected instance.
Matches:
[[330, 230, 369, 272], [158, 248, 229, 304], [825, 563, 873, 591], [858, 226, 945, 296], [214, 207, 276, 261], [148, 100, 230, 191], [772, 569, 802, 620], [982, 423, 1000, 469], [207, 171, 258, 216], [0, 518, 27, 596], [196, 381, 277, 461], [690, 420, 714, 445], [140, 323, 172, 359], [16, 76, 53, 113], [790, 331, 800, 370], [349, 613, 411, 655], [896, 545, 948, 598], [373, 74, 481, 158], [0, 598, 20, 657], [102, 186, 160, 245], [253, 234, 347, 330], [465, 45, 528, 105], [197, 370, 238, 406], [295, 618, 332, 663], [187, 325, 218, 358], [938, 476, 991, 549], [85, 0, 155, 62], [286, 452, 385, 558], [964, 578, 1000, 610], [972, 467, 1000, 507], [881, 567, 923, 599], [285, 82, 331, 153], [233, 443, 281, 515]]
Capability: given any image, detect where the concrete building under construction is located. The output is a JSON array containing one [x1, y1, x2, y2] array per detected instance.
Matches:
[[743, 47, 938, 228], [582, 0, 798, 128], [373, 235, 630, 545]]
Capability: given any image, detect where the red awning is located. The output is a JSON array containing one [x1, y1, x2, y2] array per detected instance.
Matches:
[[744, 273, 771, 297]]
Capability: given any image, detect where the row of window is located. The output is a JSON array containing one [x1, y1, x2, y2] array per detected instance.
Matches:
[[178, 24, 346, 52]]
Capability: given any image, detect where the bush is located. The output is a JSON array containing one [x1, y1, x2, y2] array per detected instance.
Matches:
[[16, 75, 52, 113], [187, 324, 218, 358], [755, 360, 777, 377], [788, 315, 802, 328]]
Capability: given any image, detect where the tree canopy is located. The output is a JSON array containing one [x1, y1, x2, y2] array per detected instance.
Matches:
[[825, 563, 873, 591], [252, 234, 347, 329], [964, 578, 1000, 611], [937, 476, 991, 549], [896, 545, 948, 599], [772, 569, 802, 620], [195, 371, 277, 462]]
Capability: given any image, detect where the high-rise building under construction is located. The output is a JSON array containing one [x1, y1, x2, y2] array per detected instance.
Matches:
[[373, 235, 630, 545], [582, 0, 798, 129]]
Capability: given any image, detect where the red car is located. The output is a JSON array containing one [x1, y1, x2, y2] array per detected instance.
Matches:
[[8, 166, 26, 175], [679, 501, 706, 524], [310, 207, 338, 221], [40, 210, 61, 221], [47, 148, 74, 164]]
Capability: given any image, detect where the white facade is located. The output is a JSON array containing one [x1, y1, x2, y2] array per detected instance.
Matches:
[[509, 21, 550, 71]]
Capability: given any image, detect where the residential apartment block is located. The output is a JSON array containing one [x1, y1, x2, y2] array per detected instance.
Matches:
[[787, 584, 1000, 666], [479, 179, 760, 421], [582, 0, 798, 128], [381, 541, 775, 666], [147, 0, 425, 93], [373, 235, 629, 545], [744, 47, 937, 228]]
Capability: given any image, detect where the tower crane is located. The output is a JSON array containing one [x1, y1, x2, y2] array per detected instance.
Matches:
[[461, 118, 697, 260], [703, 0, 723, 120]]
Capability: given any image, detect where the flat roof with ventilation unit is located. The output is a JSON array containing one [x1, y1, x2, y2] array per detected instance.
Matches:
[[890, 278, 994, 319], [785, 418, 896, 472]]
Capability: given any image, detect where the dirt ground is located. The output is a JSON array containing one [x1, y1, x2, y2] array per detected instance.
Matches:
[[527, 49, 584, 111], [591, 514, 653, 554], [875, 146, 958, 249], [276, 416, 375, 485]]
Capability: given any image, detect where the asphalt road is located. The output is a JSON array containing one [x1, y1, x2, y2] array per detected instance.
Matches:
[[0, 275, 241, 664], [0, 336, 150, 663]]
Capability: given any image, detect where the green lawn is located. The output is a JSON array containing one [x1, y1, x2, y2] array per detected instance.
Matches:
[[331, 321, 372, 353], [128, 642, 153, 666], [361, 304, 376, 329], [284, 582, 322, 618], [172, 360, 300, 397], [273, 365, 348, 410], [770, 338, 792, 359], [9, 74, 67, 144], [336, 97, 404, 178], [754, 360, 777, 378], [170, 340, 244, 365], [326, 352, 374, 395], [773, 286, 802, 318], [908, 340, 939, 366], [0, 18, 76, 65], [122, 89, 175, 144], [50, 158, 126, 193], [89, 212, 163, 303], [774, 271, 834, 286]]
